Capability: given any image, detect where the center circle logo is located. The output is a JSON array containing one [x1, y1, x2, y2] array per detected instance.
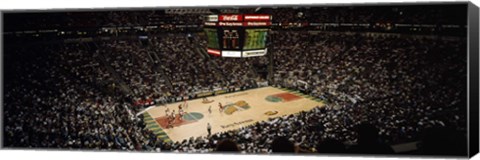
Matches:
[[265, 95, 283, 102]]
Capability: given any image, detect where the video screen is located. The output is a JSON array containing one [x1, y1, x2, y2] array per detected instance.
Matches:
[[204, 28, 220, 49], [244, 29, 268, 50]]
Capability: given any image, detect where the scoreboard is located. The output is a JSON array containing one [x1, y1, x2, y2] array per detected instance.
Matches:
[[204, 14, 272, 58]]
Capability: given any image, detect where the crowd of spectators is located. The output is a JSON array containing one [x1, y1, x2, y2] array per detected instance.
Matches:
[[93, 33, 263, 107], [154, 33, 224, 98], [271, 31, 466, 149], [3, 44, 160, 150], [99, 40, 166, 103], [270, 5, 466, 25]]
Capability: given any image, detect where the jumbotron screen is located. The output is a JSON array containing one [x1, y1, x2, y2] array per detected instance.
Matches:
[[204, 28, 220, 49], [204, 14, 271, 57], [244, 28, 268, 50]]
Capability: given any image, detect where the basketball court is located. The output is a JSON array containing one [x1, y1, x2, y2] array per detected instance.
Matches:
[[141, 86, 325, 143]]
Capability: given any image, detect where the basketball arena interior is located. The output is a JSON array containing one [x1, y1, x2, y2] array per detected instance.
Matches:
[[1, 3, 477, 156]]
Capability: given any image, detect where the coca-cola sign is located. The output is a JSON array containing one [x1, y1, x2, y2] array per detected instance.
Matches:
[[219, 14, 243, 21]]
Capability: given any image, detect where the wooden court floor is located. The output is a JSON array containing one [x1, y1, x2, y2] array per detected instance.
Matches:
[[142, 87, 325, 143]]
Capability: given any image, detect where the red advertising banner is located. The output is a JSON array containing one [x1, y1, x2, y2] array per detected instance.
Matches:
[[219, 14, 243, 21], [244, 14, 271, 21], [218, 22, 244, 26], [204, 22, 217, 26], [243, 21, 271, 26], [207, 48, 221, 56], [215, 22, 271, 27]]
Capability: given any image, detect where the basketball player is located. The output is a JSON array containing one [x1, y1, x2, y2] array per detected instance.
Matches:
[[167, 114, 174, 128], [167, 119, 172, 129], [218, 102, 223, 113], [207, 123, 212, 136], [165, 108, 170, 116], [208, 106, 212, 114], [178, 109, 184, 120], [170, 116, 175, 128]]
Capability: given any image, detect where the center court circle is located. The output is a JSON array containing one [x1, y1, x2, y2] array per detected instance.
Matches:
[[265, 95, 283, 102], [182, 112, 204, 121]]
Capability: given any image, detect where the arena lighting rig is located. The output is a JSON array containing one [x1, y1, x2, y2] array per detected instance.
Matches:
[[204, 14, 272, 58]]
